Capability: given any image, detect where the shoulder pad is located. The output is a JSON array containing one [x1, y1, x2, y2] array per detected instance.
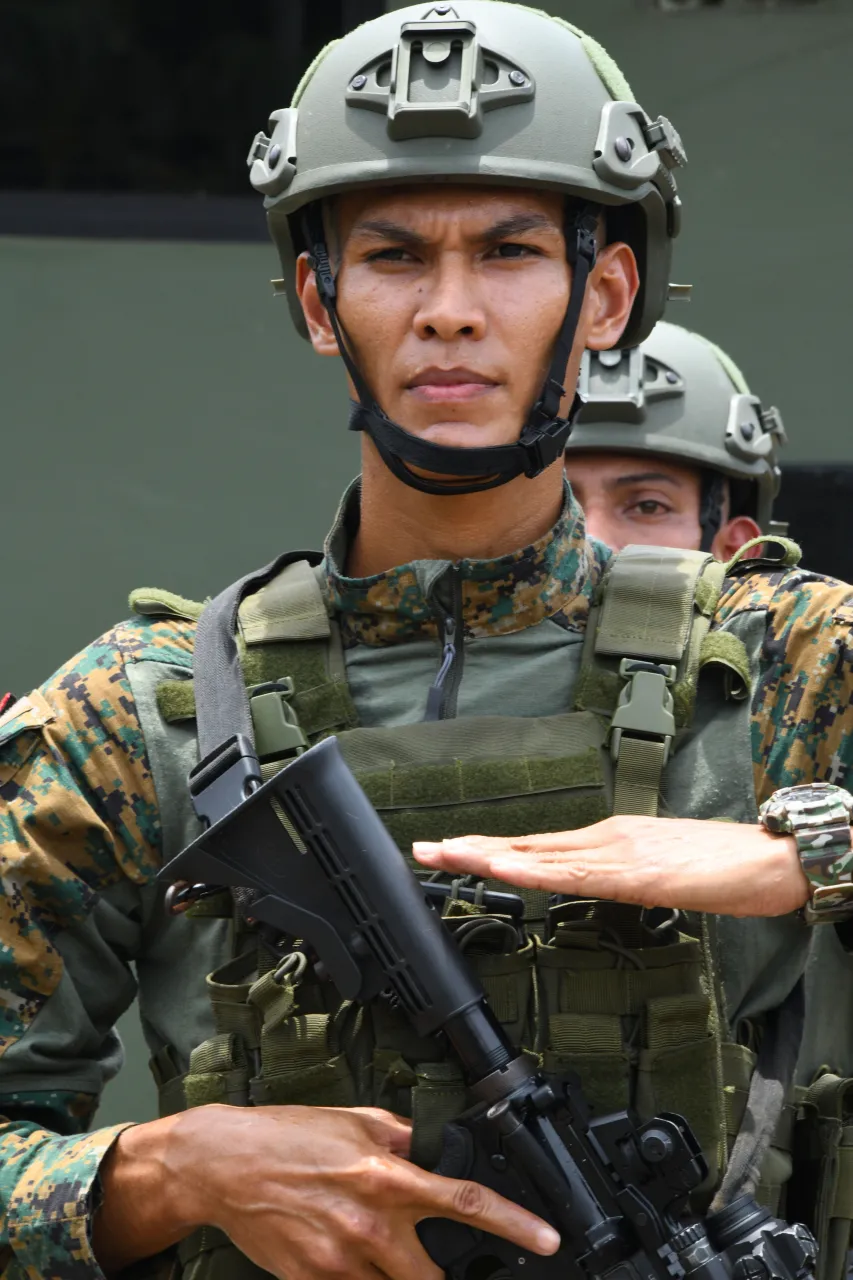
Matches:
[[129, 587, 205, 622], [598, 545, 720, 662], [239, 558, 329, 645]]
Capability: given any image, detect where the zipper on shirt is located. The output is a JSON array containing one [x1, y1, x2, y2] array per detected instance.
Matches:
[[424, 570, 464, 721]]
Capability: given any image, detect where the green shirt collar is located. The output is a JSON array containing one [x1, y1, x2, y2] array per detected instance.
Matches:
[[322, 477, 609, 646]]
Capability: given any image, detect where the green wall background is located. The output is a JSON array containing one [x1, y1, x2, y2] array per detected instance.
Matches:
[[1, 0, 851, 1126]]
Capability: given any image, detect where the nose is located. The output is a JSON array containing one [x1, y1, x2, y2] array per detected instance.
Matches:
[[413, 256, 487, 343], [582, 508, 622, 552], [565, 472, 623, 551]]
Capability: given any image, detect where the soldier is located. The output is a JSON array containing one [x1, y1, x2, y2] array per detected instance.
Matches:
[[564, 320, 787, 556], [1, 6, 853, 1280]]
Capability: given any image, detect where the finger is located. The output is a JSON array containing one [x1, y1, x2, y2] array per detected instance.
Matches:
[[507, 823, 619, 852], [413, 841, 501, 874], [416, 1169, 560, 1256], [366, 1229, 444, 1280], [412, 841, 580, 890], [414, 834, 513, 859], [414, 822, 622, 862]]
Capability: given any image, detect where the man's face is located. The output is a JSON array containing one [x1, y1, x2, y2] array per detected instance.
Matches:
[[565, 453, 708, 551], [296, 186, 637, 469], [329, 185, 572, 452]]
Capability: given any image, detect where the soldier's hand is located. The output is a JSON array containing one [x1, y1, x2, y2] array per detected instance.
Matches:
[[94, 1103, 560, 1280], [413, 815, 811, 918]]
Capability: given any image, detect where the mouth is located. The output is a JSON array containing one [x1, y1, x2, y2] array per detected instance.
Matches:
[[406, 366, 500, 403]]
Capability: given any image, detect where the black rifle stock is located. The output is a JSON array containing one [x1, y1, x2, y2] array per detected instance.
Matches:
[[161, 735, 816, 1280]]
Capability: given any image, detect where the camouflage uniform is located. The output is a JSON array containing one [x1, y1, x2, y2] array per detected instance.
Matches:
[[1, 483, 853, 1278]]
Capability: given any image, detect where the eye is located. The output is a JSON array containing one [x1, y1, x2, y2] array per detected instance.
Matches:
[[365, 246, 416, 263], [490, 242, 540, 260], [632, 499, 672, 517]]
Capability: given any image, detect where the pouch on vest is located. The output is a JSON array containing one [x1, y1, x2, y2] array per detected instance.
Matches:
[[788, 1073, 853, 1280], [536, 899, 726, 1193]]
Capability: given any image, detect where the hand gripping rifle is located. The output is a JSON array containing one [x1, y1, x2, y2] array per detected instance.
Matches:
[[160, 733, 816, 1280]]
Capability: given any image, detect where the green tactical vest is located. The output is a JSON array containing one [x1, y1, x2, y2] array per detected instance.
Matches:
[[124, 543, 853, 1280]]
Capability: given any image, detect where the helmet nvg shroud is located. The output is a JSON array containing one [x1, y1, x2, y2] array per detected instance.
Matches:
[[247, 1, 687, 495], [569, 322, 787, 537]]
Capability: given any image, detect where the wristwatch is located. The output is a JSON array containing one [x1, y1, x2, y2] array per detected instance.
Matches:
[[758, 783, 853, 924]]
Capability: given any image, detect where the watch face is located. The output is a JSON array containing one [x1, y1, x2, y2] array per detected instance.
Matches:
[[778, 783, 851, 807]]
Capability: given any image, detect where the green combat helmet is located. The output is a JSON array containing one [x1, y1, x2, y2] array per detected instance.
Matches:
[[567, 320, 788, 547], [246, 1, 687, 495]]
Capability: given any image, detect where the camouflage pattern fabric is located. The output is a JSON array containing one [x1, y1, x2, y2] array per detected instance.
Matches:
[[2, 489, 853, 1274], [0, 620, 193, 1276], [0, 1120, 133, 1280], [715, 564, 853, 805], [324, 482, 610, 646]]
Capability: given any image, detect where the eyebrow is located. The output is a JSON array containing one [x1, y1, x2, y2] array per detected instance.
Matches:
[[607, 472, 684, 489], [347, 211, 559, 250]]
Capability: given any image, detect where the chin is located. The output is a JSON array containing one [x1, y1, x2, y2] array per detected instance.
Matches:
[[416, 420, 516, 450]]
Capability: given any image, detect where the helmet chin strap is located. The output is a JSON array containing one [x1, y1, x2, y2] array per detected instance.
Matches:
[[699, 470, 727, 553], [302, 201, 600, 496]]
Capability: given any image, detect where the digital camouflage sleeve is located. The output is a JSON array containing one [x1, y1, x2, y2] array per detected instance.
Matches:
[[716, 564, 853, 799], [0, 618, 193, 1279], [0, 562, 852, 1277]]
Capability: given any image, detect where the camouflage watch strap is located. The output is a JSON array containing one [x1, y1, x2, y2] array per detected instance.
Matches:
[[758, 783, 853, 924]]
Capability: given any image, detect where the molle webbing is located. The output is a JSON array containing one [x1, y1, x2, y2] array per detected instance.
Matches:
[[336, 711, 610, 858]]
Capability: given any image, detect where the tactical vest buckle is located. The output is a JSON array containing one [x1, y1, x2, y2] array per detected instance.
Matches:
[[610, 658, 677, 765], [245, 686, 306, 762], [189, 733, 262, 829], [248, 680, 308, 764]]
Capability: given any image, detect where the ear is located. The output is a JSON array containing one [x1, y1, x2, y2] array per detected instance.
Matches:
[[295, 251, 340, 357], [712, 515, 762, 562], [559, 242, 639, 415], [583, 242, 640, 352]]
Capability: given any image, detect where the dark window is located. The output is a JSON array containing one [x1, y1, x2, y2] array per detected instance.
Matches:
[[1, 0, 384, 195]]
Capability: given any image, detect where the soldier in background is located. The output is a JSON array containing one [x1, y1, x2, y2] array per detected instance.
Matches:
[[565, 320, 787, 557]]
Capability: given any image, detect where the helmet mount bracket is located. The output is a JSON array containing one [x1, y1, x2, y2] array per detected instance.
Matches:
[[346, 18, 535, 141]]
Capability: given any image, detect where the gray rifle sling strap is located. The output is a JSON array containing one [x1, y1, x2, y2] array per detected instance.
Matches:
[[188, 550, 322, 830]]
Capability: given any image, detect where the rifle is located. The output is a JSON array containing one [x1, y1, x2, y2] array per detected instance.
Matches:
[[160, 733, 816, 1280]]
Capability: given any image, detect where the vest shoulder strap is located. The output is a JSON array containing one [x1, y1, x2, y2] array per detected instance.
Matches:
[[238, 560, 330, 644], [149, 556, 356, 746], [575, 545, 740, 817], [595, 545, 722, 662]]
